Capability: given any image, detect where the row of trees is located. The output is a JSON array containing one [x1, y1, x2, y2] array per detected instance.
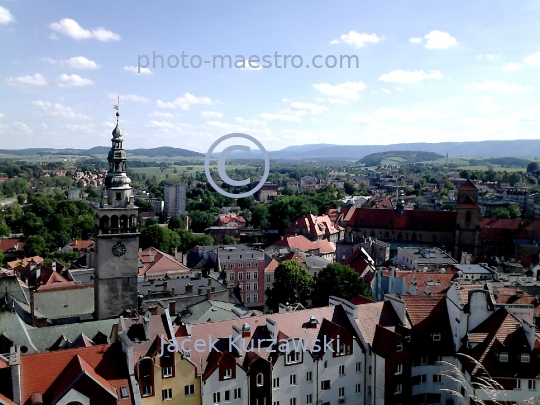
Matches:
[[265, 261, 371, 312]]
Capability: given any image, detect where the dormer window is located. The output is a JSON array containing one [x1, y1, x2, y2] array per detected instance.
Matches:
[[500, 352, 509, 363], [396, 342, 403, 352], [521, 353, 530, 363], [286, 350, 301, 364], [224, 368, 233, 379], [432, 333, 441, 342], [337, 343, 351, 356]]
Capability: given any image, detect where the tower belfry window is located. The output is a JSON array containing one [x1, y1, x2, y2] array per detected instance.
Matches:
[[116, 193, 121, 201]]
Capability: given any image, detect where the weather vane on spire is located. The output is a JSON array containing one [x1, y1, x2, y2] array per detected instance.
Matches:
[[113, 96, 120, 124]]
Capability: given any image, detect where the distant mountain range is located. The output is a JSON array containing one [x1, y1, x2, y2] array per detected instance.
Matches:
[[0, 146, 204, 158], [2, 139, 540, 160]]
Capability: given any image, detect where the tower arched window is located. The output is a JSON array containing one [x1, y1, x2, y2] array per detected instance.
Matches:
[[256, 373, 264, 386], [466, 212, 471, 225]]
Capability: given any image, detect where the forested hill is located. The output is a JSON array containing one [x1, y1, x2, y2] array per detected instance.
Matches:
[[356, 151, 444, 166]]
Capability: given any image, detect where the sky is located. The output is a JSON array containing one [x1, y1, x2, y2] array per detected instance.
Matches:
[[1, 1, 540, 153]]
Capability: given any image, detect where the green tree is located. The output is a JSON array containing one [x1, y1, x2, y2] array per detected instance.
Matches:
[[344, 182, 358, 195], [222, 235, 236, 245], [527, 161, 539, 173], [491, 208, 510, 219], [168, 215, 185, 232], [140, 225, 180, 254], [507, 204, 521, 219], [312, 263, 371, 307], [265, 260, 314, 312], [24, 235, 47, 257], [135, 199, 155, 212], [0, 250, 4, 266], [189, 210, 215, 232], [250, 205, 269, 228]]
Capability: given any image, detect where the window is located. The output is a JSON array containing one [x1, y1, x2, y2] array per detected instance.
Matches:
[[247, 283, 251, 291], [290, 374, 297, 385], [273, 402, 280, 405], [515, 380, 521, 389], [273, 378, 280, 389], [395, 364, 402, 375], [339, 365, 345, 375], [162, 366, 173, 378], [522, 353, 531, 363], [368, 366, 372, 374], [224, 368, 232, 379], [290, 399, 296, 405], [355, 384, 361, 394], [253, 271, 258, 279], [234, 389, 242, 399], [246, 294, 251, 303], [120, 387, 129, 398], [395, 384, 402, 395], [229, 272, 235, 281], [185, 385, 195, 396], [324, 361, 328, 369], [339, 387, 345, 397], [247, 271, 251, 279], [224, 391, 230, 402], [253, 293, 258, 303], [257, 373, 264, 387], [432, 333, 441, 341], [337, 343, 351, 356], [239, 263, 243, 268], [254, 282, 258, 290], [162, 388, 172, 401], [529, 380, 536, 390], [214, 392, 221, 404], [433, 374, 442, 383], [287, 351, 301, 364], [306, 371, 313, 382], [321, 380, 330, 390], [266, 275, 271, 282], [396, 342, 403, 352], [500, 352, 509, 362], [306, 394, 312, 404], [238, 272, 243, 280], [142, 386, 152, 397], [356, 362, 361, 372], [239, 282, 243, 291]]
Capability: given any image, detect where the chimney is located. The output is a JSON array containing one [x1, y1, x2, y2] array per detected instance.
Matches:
[[241, 323, 251, 338], [206, 289, 211, 300], [211, 286, 215, 293], [143, 312, 150, 340], [308, 315, 319, 329], [171, 287, 175, 296], [198, 286, 203, 295], [30, 393, 42, 405], [163, 281, 168, 292], [52, 262, 56, 272], [169, 301, 176, 315], [147, 289, 151, 299], [208, 278, 212, 286], [185, 283, 193, 294]]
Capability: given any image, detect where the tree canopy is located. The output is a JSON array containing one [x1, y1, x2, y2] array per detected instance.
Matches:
[[265, 260, 314, 312], [312, 263, 371, 307]]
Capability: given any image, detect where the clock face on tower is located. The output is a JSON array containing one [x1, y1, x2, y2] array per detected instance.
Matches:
[[112, 242, 126, 257]]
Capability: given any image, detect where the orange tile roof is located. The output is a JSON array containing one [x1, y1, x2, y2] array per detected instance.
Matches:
[[264, 258, 279, 273], [19, 343, 131, 405]]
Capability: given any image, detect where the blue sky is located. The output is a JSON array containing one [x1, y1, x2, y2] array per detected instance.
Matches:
[[1, 1, 540, 153]]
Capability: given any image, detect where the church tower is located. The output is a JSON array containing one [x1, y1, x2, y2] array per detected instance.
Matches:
[[94, 106, 139, 320]]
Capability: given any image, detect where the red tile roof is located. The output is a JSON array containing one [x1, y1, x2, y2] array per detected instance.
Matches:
[[457, 195, 479, 209], [264, 258, 280, 273], [19, 343, 131, 405], [138, 247, 189, 278], [349, 208, 457, 232], [458, 179, 478, 191], [273, 235, 335, 255]]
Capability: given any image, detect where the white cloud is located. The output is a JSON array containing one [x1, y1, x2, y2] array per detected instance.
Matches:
[[288, 102, 329, 116], [379, 69, 443, 83], [241, 63, 262, 71], [49, 18, 120, 41], [65, 124, 94, 133], [440, 97, 467, 106], [108, 93, 149, 102], [259, 113, 301, 122], [201, 111, 223, 119], [475, 96, 502, 114], [381, 88, 390, 94], [498, 106, 540, 125], [0, 6, 14, 25], [145, 121, 175, 128], [409, 38, 422, 43], [282, 98, 291, 102], [123, 66, 152, 75], [5, 73, 48, 87], [157, 93, 212, 110], [61, 56, 100, 69], [42, 57, 57, 64], [313, 81, 366, 100], [424, 30, 457, 49], [0, 122, 33, 136], [55, 74, 93, 87], [328, 98, 348, 104], [316, 98, 324, 102], [149, 111, 174, 118], [331, 31, 383, 47], [32, 100, 92, 120], [476, 54, 496, 60], [502, 63, 520, 71], [524, 51, 540, 67], [0, 113, 4, 119], [471, 81, 533, 93]]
